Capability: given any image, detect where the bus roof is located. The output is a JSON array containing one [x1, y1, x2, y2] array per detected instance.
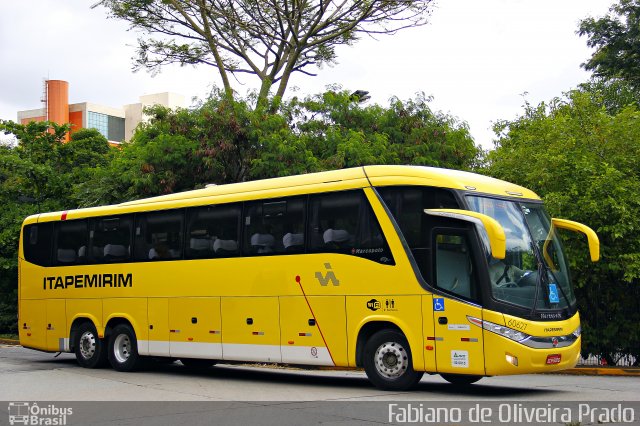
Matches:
[[28, 165, 539, 224]]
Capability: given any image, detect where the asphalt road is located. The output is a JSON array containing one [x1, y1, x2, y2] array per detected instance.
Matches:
[[1, 345, 638, 425]]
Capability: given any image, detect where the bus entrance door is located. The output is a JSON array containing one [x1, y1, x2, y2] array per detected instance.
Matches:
[[431, 227, 486, 376]]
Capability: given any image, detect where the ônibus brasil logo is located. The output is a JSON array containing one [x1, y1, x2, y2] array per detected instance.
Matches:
[[8, 402, 72, 425]]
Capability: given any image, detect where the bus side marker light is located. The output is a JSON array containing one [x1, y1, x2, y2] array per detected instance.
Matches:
[[187, 337, 193, 341], [546, 354, 561, 365], [27, 333, 31, 337], [505, 353, 518, 366], [209, 330, 220, 334], [252, 331, 264, 336], [426, 345, 434, 351], [288, 340, 295, 345], [299, 332, 312, 337]]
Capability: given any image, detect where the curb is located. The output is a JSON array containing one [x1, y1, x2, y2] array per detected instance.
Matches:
[[0, 338, 20, 345], [551, 367, 640, 377]]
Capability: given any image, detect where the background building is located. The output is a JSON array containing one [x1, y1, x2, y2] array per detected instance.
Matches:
[[17, 80, 184, 143]]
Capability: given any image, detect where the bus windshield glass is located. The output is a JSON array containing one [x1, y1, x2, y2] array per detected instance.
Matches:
[[466, 196, 575, 311]]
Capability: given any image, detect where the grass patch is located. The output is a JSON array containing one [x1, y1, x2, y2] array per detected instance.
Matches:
[[0, 333, 19, 340]]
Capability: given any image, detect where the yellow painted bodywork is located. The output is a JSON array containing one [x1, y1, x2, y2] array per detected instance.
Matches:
[[17, 165, 585, 376], [552, 218, 600, 262], [425, 209, 507, 259]]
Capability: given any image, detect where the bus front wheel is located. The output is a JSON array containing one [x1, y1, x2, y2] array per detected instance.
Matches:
[[363, 329, 423, 390], [74, 322, 108, 368], [108, 324, 143, 372]]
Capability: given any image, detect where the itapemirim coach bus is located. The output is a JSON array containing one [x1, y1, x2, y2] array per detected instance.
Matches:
[[18, 166, 599, 390]]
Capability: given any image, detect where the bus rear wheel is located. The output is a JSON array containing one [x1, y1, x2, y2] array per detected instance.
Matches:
[[108, 324, 143, 372], [363, 329, 423, 390], [74, 322, 108, 368], [440, 374, 482, 385]]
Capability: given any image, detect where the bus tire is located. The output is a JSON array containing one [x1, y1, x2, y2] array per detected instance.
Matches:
[[180, 358, 216, 369], [440, 374, 482, 385], [363, 329, 423, 390], [108, 324, 143, 372], [74, 322, 108, 368]]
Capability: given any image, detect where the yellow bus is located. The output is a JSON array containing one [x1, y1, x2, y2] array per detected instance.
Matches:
[[18, 165, 599, 390]]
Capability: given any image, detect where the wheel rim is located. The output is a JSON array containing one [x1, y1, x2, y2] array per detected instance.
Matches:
[[113, 334, 132, 364], [374, 341, 408, 379], [79, 331, 97, 360]]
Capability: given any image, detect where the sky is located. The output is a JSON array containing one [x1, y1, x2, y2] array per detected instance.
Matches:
[[0, 0, 615, 149]]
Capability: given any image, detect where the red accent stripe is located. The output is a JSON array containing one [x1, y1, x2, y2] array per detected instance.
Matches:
[[296, 276, 336, 366], [61, 211, 68, 221]]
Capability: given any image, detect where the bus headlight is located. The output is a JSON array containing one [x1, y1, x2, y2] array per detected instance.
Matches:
[[572, 325, 581, 338], [467, 316, 531, 343]]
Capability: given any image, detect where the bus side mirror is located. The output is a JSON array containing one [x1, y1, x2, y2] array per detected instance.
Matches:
[[424, 209, 506, 260], [551, 218, 600, 262]]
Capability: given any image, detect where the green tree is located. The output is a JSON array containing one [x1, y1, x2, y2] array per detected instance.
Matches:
[[0, 122, 111, 333], [78, 91, 479, 206], [289, 90, 478, 171], [579, 0, 640, 90], [485, 88, 640, 364], [95, 0, 433, 106]]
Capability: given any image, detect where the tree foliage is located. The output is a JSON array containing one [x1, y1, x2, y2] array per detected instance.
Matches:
[[485, 87, 640, 364], [579, 0, 640, 91], [77, 90, 479, 206], [95, 0, 433, 104], [0, 123, 111, 333]]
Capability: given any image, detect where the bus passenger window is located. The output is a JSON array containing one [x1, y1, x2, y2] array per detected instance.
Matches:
[[244, 197, 305, 255], [186, 203, 241, 258], [23, 222, 53, 266], [434, 233, 477, 301], [55, 220, 88, 266], [133, 210, 184, 261], [308, 190, 394, 264], [89, 216, 132, 263]]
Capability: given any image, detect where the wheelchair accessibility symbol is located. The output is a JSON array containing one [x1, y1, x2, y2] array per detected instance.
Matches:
[[548, 283, 560, 304], [433, 298, 445, 312]]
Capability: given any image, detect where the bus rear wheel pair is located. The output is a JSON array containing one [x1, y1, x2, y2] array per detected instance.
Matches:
[[74, 322, 142, 372]]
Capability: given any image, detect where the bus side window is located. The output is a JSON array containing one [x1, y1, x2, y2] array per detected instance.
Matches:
[[23, 222, 53, 266], [54, 220, 88, 266], [89, 216, 132, 263], [186, 203, 242, 259], [133, 210, 184, 261], [308, 190, 394, 264], [243, 197, 305, 256], [434, 233, 477, 301]]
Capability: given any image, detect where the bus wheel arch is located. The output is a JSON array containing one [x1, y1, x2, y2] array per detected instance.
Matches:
[[355, 321, 402, 368], [71, 319, 108, 369], [357, 322, 423, 390]]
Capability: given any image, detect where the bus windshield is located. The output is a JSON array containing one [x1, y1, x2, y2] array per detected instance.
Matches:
[[466, 196, 575, 311]]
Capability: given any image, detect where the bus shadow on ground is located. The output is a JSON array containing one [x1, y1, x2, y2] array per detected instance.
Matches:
[[26, 353, 561, 398], [140, 360, 559, 398]]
